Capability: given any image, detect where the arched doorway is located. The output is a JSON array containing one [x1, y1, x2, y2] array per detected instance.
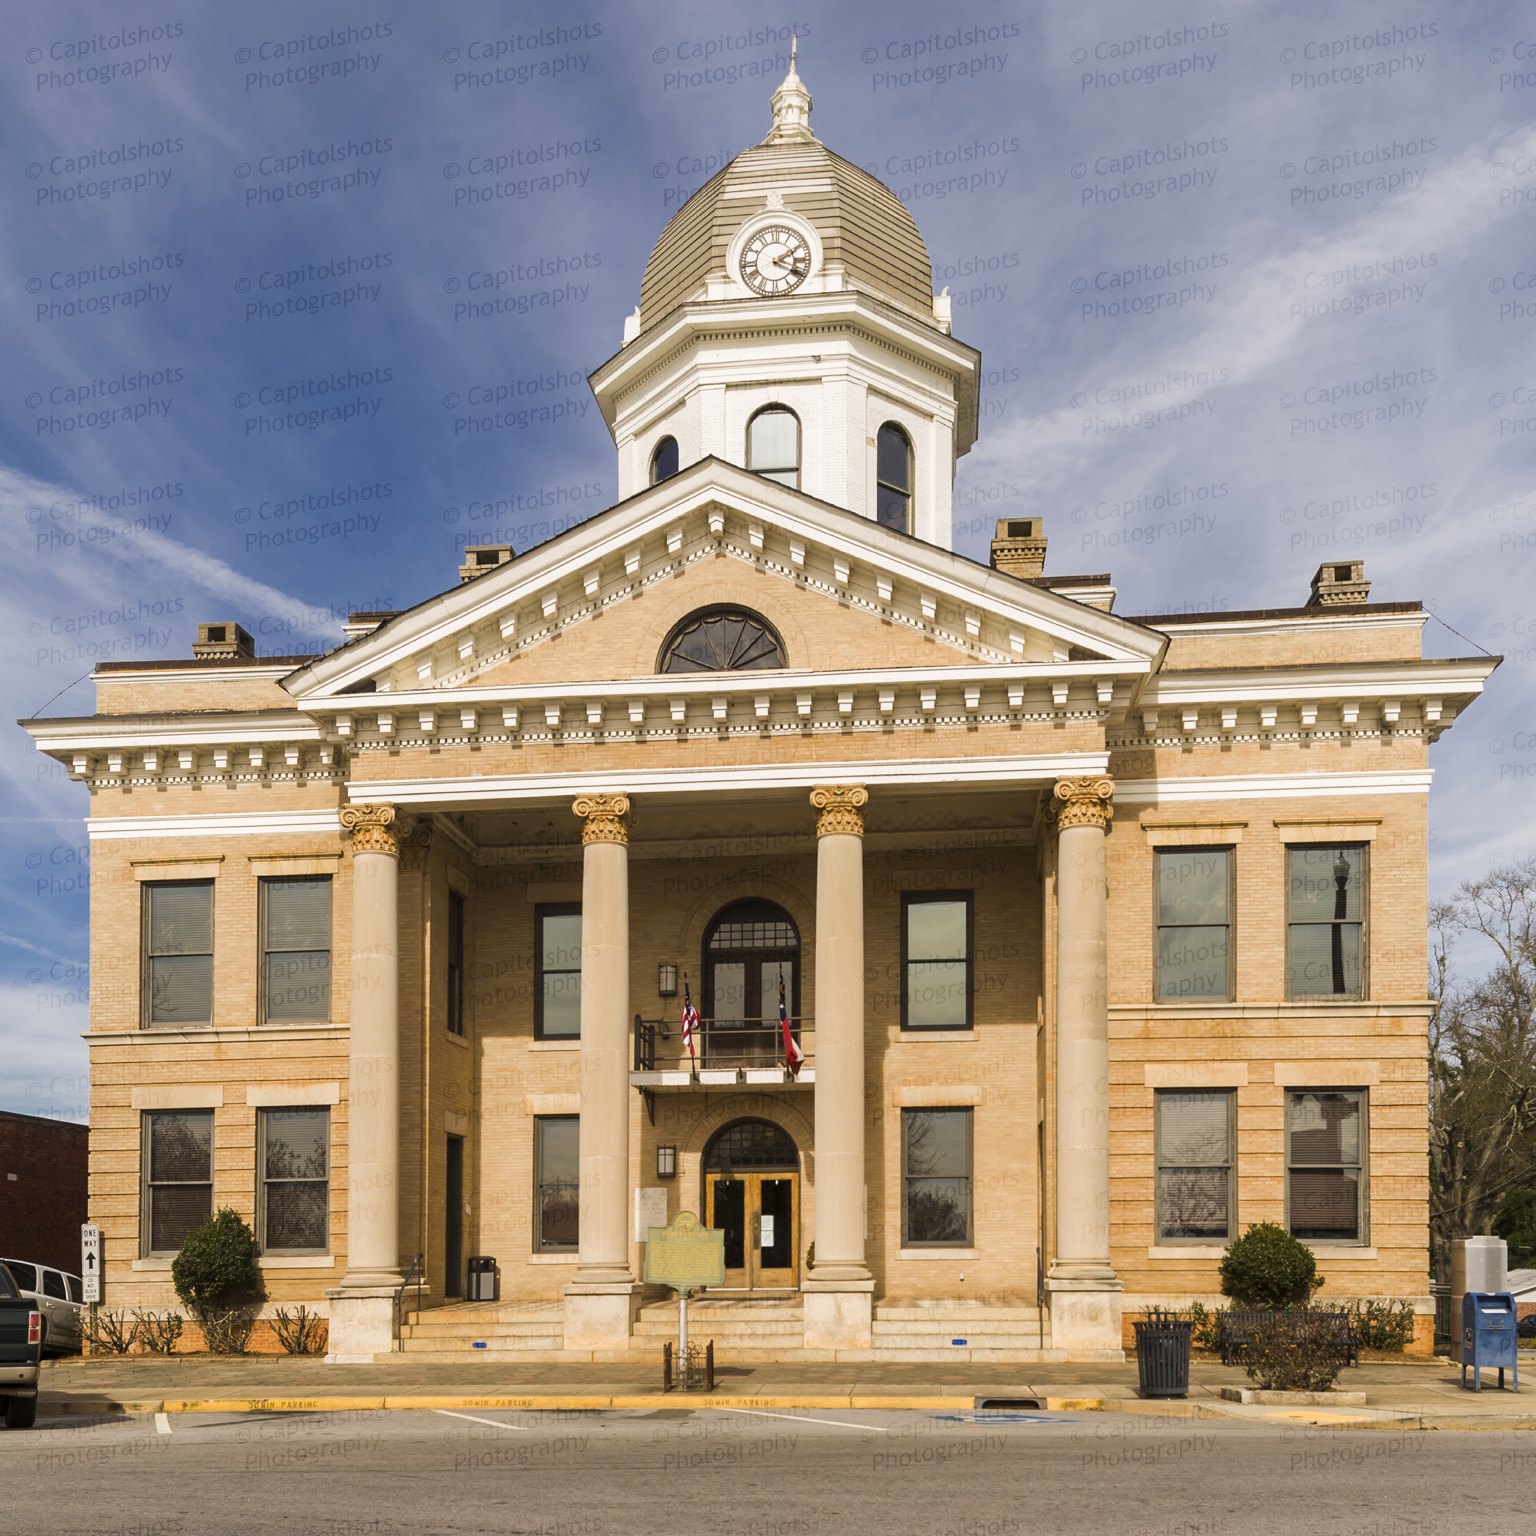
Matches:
[[702, 1118, 800, 1290], [701, 899, 800, 1066]]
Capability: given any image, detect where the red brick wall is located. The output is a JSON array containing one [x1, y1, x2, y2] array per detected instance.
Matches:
[[0, 1111, 89, 1273]]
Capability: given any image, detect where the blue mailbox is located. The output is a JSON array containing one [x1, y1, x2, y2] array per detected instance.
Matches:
[[1460, 1292, 1520, 1393]]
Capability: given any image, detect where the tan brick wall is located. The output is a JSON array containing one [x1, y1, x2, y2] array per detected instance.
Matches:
[[1154, 617, 1425, 670]]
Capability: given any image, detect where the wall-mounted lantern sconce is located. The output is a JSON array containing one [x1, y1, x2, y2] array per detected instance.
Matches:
[[657, 962, 678, 997], [656, 1145, 677, 1179]]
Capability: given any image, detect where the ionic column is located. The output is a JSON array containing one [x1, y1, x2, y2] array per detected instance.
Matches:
[[804, 785, 874, 1351], [328, 803, 403, 1359], [563, 793, 640, 1348], [1045, 777, 1124, 1358]]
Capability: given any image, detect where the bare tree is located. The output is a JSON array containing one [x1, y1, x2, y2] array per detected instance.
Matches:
[[1428, 857, 1536, 1280]]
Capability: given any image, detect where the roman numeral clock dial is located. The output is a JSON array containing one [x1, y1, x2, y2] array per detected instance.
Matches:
[[740, 224, 812, 296]]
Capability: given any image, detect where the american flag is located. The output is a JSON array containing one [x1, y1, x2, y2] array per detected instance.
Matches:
[[778, 968, 803, 1078], [680, 978, 699, 1058]]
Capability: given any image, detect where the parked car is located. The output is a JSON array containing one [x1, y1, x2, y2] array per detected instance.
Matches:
[[1519, 1312, 1536, 1339], [0, 1262, 42, 1429], [0, 1260, 83, 1355]]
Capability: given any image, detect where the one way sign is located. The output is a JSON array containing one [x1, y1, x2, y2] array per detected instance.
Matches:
[[81, 1223, 101, 1303]]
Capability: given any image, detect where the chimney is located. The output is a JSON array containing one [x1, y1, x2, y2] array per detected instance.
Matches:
[[459, 544, 515, 584], [1307, 560, 1371, 607], [989, 518, 1048, 580], [191, 622, 255, 660]]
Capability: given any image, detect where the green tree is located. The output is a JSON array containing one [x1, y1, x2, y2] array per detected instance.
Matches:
[[171, 1206, 265, 1316], [1219, 1222, 1321, 1310], [1493, 1187, 1536, 1268]]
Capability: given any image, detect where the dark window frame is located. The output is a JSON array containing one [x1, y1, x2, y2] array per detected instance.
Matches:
[[1285, 843, 1369, 1001], [447, 888, 466, 1037], [876, 421, 913, 533], [900, 1107, 974, 1248], [141, 880, 215, 1029], [1285, 1088, 1369, 1245], [900, 890, 975, 1031], [533, 1114, 579, 1253], [140, 1109, 214, 1258], [1153, 1089, 1236, 1244], [1152, 845, 1235, 1003], [256, 1106, 330, 1256], [534, 902, 582, 1040], [657, 606, 787, 675], [650, 435, 679, 484], [258, 876, 333, 1026], [746, 403, 801, 488]]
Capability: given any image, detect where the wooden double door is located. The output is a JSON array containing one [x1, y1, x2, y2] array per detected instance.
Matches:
[[704, 1171, 799, 1289]]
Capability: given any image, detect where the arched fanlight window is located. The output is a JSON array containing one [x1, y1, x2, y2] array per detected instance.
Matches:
[[748, 406, 800, 489], [650, 436, 679, 485], [876, 423, 912, 532], [659, 606, 786, 673], [704, 1118, 799, 1171]]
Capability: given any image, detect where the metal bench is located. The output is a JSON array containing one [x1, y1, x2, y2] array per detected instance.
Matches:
[[1218, 1309, 1359, 1368]]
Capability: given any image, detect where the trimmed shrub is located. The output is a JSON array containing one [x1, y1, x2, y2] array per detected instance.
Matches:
[[1219, 1222, 1322, 1310], [172, 1206, 265, 1317], [1187, 1300, 1227, 1353], [1243, 1308, 1350, 1392]]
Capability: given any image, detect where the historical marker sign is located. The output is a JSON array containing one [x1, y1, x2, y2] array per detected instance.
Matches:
[[643, 1210, 724, 1295], [81, 1222, 101, 1303]]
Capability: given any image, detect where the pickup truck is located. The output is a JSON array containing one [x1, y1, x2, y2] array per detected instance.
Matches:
[[0, 1262, 42, 1429]]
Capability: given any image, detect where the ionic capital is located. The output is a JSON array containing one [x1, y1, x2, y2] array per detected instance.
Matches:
[[810, 784, 869, 838], [573, 793, 631, 845], [341, 802, 402, 857], [1051, 777, 1114, 832]]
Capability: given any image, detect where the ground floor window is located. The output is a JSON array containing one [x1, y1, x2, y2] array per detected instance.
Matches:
[[1155, 1090, 1234, 1241], [901, 1107, 972, 1246], [143, 1110, 213, 1255], [258, 1108, 329, 1254], [1287, 1090, 1366, 1242], [535, 1116, 579, 1251]]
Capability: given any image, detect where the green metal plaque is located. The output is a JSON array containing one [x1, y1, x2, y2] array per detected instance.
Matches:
[[643, 1210, 725, 1294]]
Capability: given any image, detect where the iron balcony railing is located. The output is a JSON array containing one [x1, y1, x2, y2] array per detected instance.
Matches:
[[633, 1014, 814, 1074]]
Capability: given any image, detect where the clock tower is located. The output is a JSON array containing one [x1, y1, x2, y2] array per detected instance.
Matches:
[[589, 56, 980, 549]]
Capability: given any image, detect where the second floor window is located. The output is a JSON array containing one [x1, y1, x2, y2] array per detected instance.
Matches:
[[536, 903, 582, 1038], [1154, 848, 1232, 1000], [748, 405, 799, 488], [262, 878, 332, 1023], [1287, 845, 1366, 998], [143, 881, 213, 1028], [902, 892, 973, 1030], [876, 423, 912, 532]]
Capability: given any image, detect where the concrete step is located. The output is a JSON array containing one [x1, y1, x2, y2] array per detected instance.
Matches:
[[870, 1332, 1047, 1350], [402, 1320, 568, 1339], [874, 1319, 1044, 1337], [399, 1337, 565, 1355], [402, 1305, 563, 1328], [875, 1305, 1043, 1321], [633, 1318, 804, 1336]]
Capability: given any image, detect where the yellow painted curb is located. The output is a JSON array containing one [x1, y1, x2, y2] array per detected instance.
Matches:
[[160, 1396, 388, 1413], [1045, 1398, 1107, 1412]]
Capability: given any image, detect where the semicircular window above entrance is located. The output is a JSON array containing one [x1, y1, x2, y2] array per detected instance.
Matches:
[[704, 1118, 799, 1171], [659, 607, 785, 673]]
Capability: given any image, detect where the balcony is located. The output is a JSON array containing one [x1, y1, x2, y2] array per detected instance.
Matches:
[[630, 1014, 815, 1090]]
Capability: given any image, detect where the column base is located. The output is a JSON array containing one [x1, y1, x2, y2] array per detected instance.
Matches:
[[1045, 1272, 1125, 1360], [324, 1286, 398, 1362], [801, 1279, 875, 1351], [562, 1282, 643, 1350]]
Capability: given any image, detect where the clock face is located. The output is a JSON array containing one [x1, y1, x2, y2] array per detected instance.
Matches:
[[740, 224, 812, 297]]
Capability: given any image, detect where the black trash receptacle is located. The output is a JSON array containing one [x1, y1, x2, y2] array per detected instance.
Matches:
[[1133, 1311, 1191, 1399], [467, 1256, 498, 1303]]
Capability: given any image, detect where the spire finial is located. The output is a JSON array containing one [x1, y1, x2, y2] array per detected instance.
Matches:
[[766, 35, 813, 144]]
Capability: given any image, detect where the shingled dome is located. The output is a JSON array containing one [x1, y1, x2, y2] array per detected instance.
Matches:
[[639, 53, 935, 330]]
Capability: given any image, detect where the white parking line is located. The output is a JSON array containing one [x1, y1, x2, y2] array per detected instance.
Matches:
[[713, 1406, 888, 1433], [154, 1413, 172, 1436], [432, 1410, 530, 1432]]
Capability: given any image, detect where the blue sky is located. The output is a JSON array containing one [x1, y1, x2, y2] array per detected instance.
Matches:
[[2, 0, 1531, 1117]]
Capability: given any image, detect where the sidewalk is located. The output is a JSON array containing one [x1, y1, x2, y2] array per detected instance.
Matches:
[[30, 1352, 1536, 1426]]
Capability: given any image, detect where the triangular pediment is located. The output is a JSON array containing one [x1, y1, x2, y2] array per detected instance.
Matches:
[[282, 459, 1164, 711]]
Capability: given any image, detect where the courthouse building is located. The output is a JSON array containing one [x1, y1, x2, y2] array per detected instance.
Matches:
[[25, 64, 1497, 1361]]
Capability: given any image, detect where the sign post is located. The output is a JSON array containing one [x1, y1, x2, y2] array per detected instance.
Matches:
[[642, 1212, 725, 1389], [81, 1222, 101, 1355]]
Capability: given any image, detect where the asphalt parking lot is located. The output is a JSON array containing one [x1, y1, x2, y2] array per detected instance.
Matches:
[[3, 1403, 1531, 1535]]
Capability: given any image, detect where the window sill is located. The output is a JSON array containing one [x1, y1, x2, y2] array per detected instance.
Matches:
[[445, 1030, 469, 1049], [896, 1030, 977, 1043], [528, 1252, 580, 1264], [1148, 1245, 1228, 1260], [132, 1258, 174, 1271], [259, 1255, 334, 1269], [1309, 1246, 1378, 1259], [530, 1039, 580, 1051], [897, 1249, 978, 1260]]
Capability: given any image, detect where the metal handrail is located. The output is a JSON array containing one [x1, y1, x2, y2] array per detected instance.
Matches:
[[634, 1014, 814, 1072], [393, 1252, 424, 1348]]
